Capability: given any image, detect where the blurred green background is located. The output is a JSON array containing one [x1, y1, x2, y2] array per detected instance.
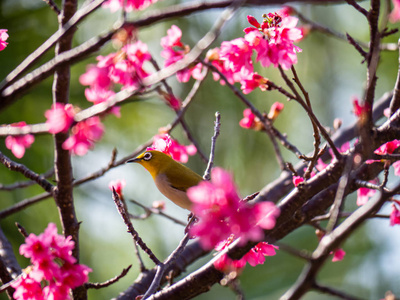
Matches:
[[0, 0, 399, 299]]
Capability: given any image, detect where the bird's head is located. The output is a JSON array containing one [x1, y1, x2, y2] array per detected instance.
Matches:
[[127, 150, 172, 178]]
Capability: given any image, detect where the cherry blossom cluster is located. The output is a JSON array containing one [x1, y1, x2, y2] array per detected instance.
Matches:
[[187, 167, 280, 250], [44, 104, 105, 156], [207, 10, 303, 94], [102, 0, 158, 12], [5, 122, 35, 159], [147, 133, 197, 163], [11, 223, 91, 300], [79, 38, 152, 113], [161, 25, 205, 83], [0, 29, 8, 51]]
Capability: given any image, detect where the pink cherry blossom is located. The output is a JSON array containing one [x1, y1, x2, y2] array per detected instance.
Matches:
[[109, 179, 126, 198], [45, 103, 75, 134], [12, 276, 44, 300], [356, 180, 378, 206], [390, 0, 400, 23], [219, 37, 253, 79], [102, 0, 158, 12], [331, 248, 346, 262], [79, 65, 111, 90], [316, 158, 328, 172], [390, 200, 400, 226], [374, 140, 400, 155], [239, 108, 256, 129], [80, 40, 152, 107], [62, 117, 104, 156], [152, 200, 165, 210], [206, 48, 241, 85], [0, 29, 9, 51], [292, 175, 304, 187], [243, 242, 279, 267], [352, 96, 371, 118], [392, 161, 400, 176], [163, 93, 181, 110], [147, 134, 197, 163], [5, 122, 35, 159], [268, 102, 284, 120], [213, 239, 278, 272], [240, 73, 269, 94], [188, 167, 279, 250], [161, 25, 205, 83], [244, 13, 302, 70], [12, 223, 91, 300]]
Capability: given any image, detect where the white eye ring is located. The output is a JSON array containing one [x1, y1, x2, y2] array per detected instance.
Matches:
[[143, 152, 152, 161]]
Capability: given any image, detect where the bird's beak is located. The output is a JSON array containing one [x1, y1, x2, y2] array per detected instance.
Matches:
[[127, 157, 141, 163]]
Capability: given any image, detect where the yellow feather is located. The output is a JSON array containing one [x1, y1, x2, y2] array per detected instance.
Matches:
[[128, 150, 203, 210]]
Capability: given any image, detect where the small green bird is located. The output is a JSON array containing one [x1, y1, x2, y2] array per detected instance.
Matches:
[[128, 150, 203, 210]]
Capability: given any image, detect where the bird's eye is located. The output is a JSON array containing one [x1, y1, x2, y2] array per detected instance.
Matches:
[[143, 152, 152, 161]]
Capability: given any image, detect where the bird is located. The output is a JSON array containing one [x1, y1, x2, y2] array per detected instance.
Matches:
[[127, 150, 203, 210]]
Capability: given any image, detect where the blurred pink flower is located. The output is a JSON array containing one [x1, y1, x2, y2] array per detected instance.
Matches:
[[389, 0, 400, 23], [352, 96, 371, 118], [5, 122, 35, 159], [393, 161, 400, 177], [331, 248, 346, 262], [239, 108, 256, 129], [62, 117, 104, 156], [240, 73, 269, 94], [79, 65, 111, 90], [219, 37, 253, 79], [356, 186, 376, 206], [292, 175, 304, 187], [390, 200, 400, 226], [268, 102, 284, 121], [102, 0, 158, 12], [206, 47, 241, 85], [45, 103, 75, 134], [161, 25, 204, 83], [0, 29, 9, 51], [374, 140, 400, 155], [109, 179, 126, 198], [188, 167, 279, 250]]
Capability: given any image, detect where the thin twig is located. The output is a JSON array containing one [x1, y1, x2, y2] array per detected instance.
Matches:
[[0, 168, 54, 191], [291, 66, 321, 179], [278, 66, 341, 160], [203, 60, 287, 170], [142, 216, 196, 299], [326, 154, 354, 233], [150, 58, 208, 162], [0, 151, 56, 195], [312, 282, 364, 300], [43, 0, 61, 14], [345, 0, 368, 16], [86, 265, 132, 289], [389, 39, 400, 117], [129, 199, 187, 226], [15, 223, 28, 238], [112, 188, 161, 265], [204, 112, 221, 181]]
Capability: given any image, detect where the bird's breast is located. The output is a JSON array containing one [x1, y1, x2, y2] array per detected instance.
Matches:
[[154, 173, 192, 210]]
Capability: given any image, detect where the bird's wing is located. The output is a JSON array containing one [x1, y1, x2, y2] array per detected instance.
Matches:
[[165, 166, 202, 192]]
